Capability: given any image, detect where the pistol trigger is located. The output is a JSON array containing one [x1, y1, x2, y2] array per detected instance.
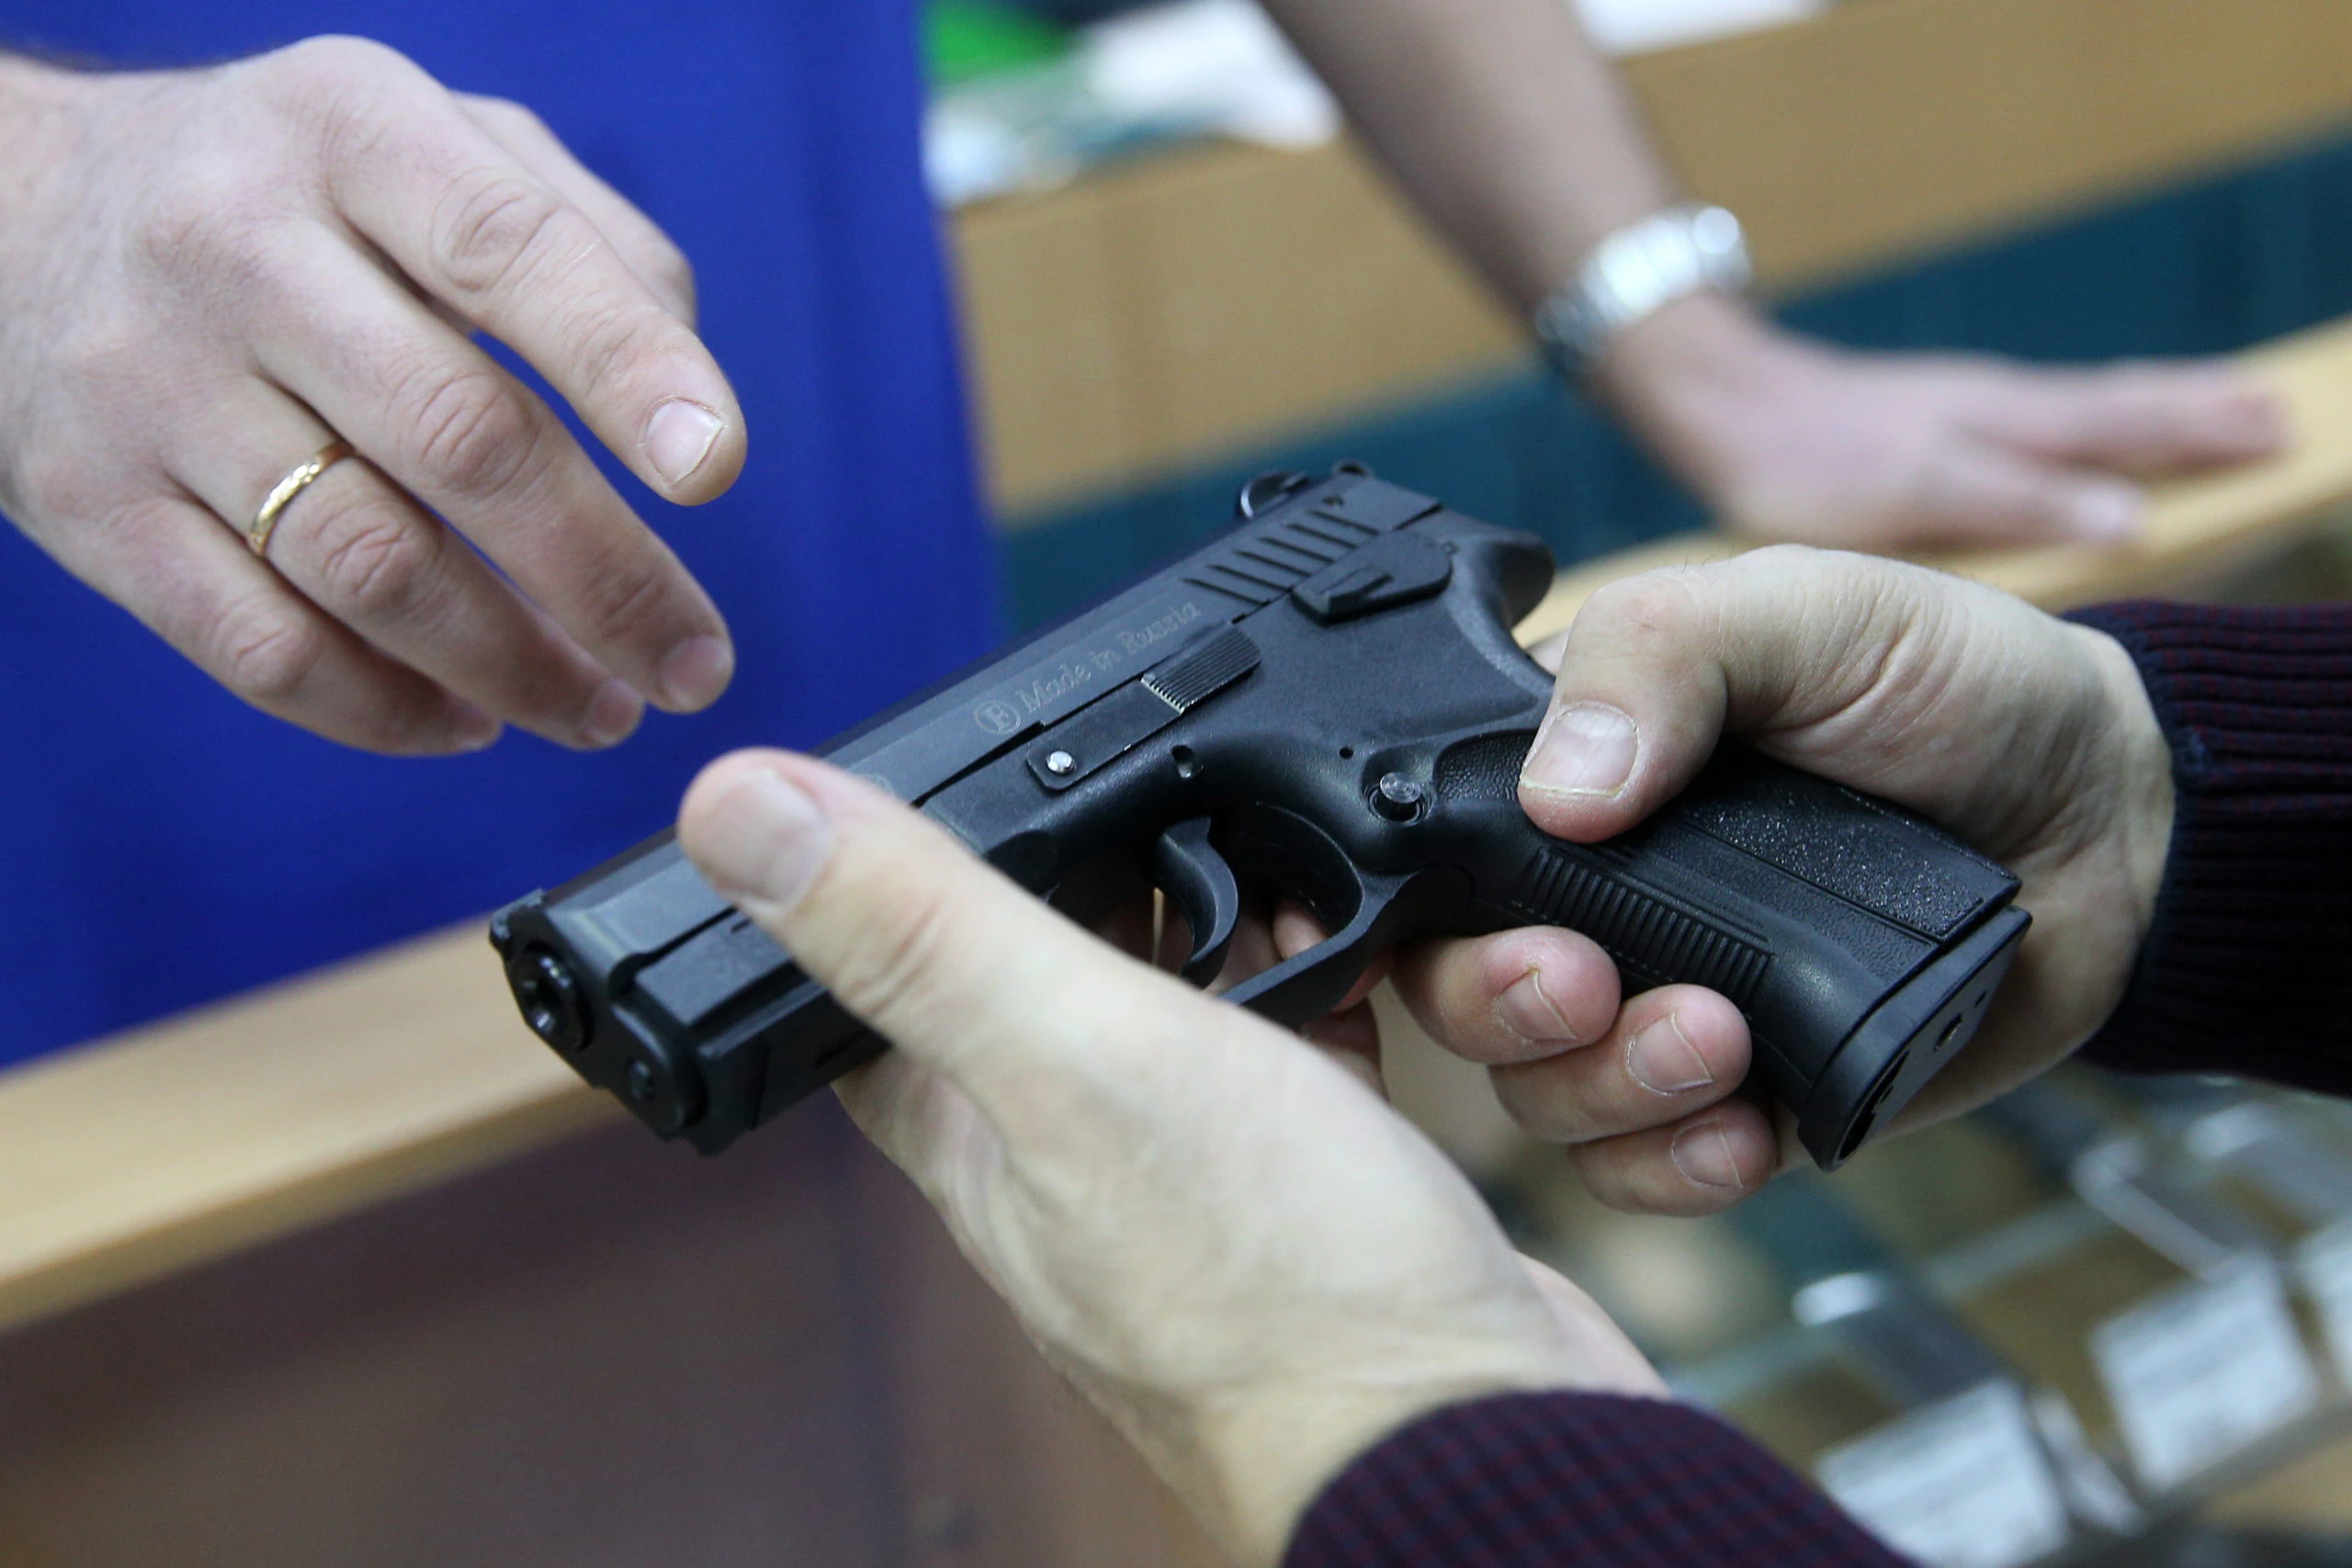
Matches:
[[1154, 818, 1241, 987], [1222, 873, 1413, 1030]]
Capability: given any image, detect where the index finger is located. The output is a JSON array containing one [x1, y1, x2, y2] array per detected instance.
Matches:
[[321, 61, 744, 502], [1978, 362, 2286, 475]]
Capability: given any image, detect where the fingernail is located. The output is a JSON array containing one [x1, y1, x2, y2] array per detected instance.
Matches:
[[695, 765, 832, 913], [644, 400, 724, 488], [580, 678, 644, 749], [1626, 1012, 1714, 1096], [659, 635, 733, 711], [1670, 1122, 1747, 1189], [1494, 965, 1581, 1045], [1521, 703, 1639, 798], [2069, 485, 2143, 543], [451, 701, 502, 753]]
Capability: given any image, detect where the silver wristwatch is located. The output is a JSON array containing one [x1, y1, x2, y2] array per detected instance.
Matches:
[[1533, 203, 1752, 382]]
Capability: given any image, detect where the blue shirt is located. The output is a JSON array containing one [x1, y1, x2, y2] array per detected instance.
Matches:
[[0, 2, 996, 1065]]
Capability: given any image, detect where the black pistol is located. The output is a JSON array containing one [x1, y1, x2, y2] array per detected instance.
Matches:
[[492, 468, 2029, 1169]]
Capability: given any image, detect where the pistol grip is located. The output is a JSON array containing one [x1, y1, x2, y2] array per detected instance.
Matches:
[[1433, 739, 2028, 1168]]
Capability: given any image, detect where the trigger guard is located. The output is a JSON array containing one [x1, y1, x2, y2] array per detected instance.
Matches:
[[1154, 818, 1241, 987], [1220, 870, 1406, 1028], [1220, 864, 1470, 1030]]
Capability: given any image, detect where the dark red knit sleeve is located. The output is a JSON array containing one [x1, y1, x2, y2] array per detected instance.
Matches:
[[2064, 602, 2352, 1091], [1283, 1393, 1903, 1568]]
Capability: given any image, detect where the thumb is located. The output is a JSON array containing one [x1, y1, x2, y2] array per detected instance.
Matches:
[[676, 749, 1191, 1122], [1513, 547, 1949, 842]]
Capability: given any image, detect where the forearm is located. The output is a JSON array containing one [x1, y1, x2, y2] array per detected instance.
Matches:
[[1261, 0, 2282, 553], [1255, 0, 1792, 499], [1257, 0, 1673, 313]]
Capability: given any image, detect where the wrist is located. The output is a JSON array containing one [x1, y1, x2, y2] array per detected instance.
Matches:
[[2058, 621, 2176, 1036], [2085, 628, 2177, 950], [1583, 292, 1811, 510], [1178, 1296, 1663, 1567], [1533, 204, 1751, 382]]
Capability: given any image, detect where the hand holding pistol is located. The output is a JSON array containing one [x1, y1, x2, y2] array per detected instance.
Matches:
[[492, 469, 2029, 1168]]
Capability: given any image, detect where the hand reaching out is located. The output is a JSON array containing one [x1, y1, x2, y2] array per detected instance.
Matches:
[[0, 39, 743, 754]]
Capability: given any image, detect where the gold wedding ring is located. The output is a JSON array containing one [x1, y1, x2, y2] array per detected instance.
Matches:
[[246, 439, 356, 558]]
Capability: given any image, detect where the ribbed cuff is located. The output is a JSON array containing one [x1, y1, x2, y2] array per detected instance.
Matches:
[[1283, 1392, 1898, 1568], [2065, 602, 2352, 1091]]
